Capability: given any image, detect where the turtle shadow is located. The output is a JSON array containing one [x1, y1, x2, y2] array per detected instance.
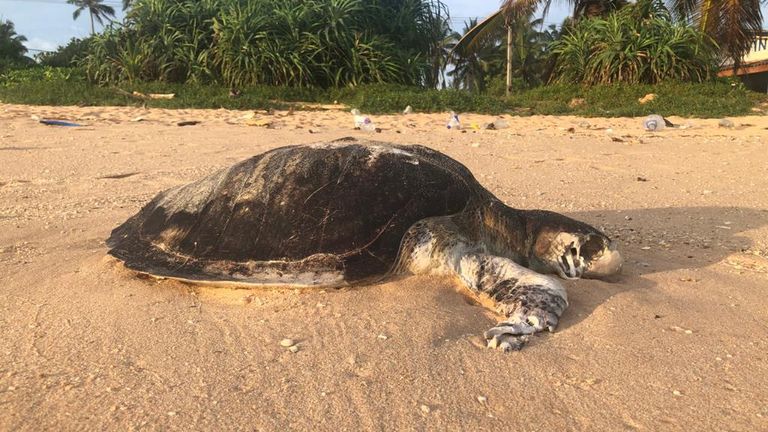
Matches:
[[553, 205, 768, 330]]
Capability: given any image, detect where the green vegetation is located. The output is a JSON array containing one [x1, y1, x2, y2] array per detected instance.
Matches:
[[1, 67, 762, 118], [81, 0, 451, 88], [550, 0, 718, 85], [36, 37, 92, 68], [0, 0, 765, 118]]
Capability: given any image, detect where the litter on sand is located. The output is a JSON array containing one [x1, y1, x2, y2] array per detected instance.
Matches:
[[39, 119, 84, 127]]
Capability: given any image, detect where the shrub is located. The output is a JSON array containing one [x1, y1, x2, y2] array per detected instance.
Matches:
[[80, 0, 450, 88], [549, 0, 718, 85]]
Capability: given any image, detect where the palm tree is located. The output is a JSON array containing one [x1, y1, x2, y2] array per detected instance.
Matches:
[[449, 18, 504, 91], [672, 0, 763, 66], [453, 0, 625, 95], [67, 0, 116, 35], [0, 20, 29, 63]]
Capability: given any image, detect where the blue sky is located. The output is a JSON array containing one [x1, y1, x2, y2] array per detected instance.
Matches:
[[0, 0, 571, 53]]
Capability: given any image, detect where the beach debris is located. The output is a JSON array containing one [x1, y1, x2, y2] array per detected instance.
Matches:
[[718, 119, 734, 128], [177, 120, 200, 127], [578, 121, 591, 129], [245, 118, 272, 128], [566, 127, 576, 133], [483, 118, 509, 130], [377, 334, 388, 340], [351, 108, 367, 127], [39, 119, 83, 127], [446, 111, 462, 130], [636, 176, 648, 182], [638, 93, 657, 104], [477, 395, 487, 404], [130, 116, 144, 122], [279, 338, 295, 348], [351, 108, 377, 132], [643, 115, 667, 131], [148, 93, 175, 100], [403, 105, 413, 115], [288, 345, 299, 353], [670, 325, 693, 334], [420, 404, 431, 414], [672, 390, 682, 397], [611, 136, 624, 142], [229, 88, 241, 98], [568, 98, 586, 108]]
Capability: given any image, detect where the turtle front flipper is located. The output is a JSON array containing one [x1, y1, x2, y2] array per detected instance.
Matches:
[[458, 255, 568, 352], [398, 217, 568, 352]]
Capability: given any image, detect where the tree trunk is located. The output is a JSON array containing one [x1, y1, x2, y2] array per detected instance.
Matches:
[[506, 24, 513, 96], [90, 10, 95, 35]]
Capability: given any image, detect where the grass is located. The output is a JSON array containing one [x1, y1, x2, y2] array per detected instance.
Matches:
[[1, 67, 765, 118]]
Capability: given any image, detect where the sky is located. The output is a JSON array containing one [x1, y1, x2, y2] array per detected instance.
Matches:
[[0, 0, 571, 54]]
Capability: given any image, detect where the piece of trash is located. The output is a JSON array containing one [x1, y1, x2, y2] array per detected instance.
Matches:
[[403, 105, 413, 115], [483, 118, 509, 130], [636, 176, 648, 182], [229, 88, 241, 98], [566, 127, 575, 133], [148, 93, 175, 100], [718, 119, 734, 128], [245, 118, 272, 128], [39, 119, 83, 127], [611, 136, 624, 142], [446, 111, 461, 130], [130, 116, 144, 122], [568, 98, 586, 108], [638, 93, 656, 104], [360, 118, 377, 133], [279, 338, 295, 348], [177, 121, 200, 126], [351, 109, 367, 128], [643, 115, 667, 131]]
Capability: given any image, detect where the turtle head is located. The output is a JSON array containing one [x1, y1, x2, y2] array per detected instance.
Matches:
[[525, 211, 623, 280]]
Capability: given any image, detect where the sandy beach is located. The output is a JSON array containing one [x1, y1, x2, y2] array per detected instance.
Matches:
[[1, 103, 767, 431]]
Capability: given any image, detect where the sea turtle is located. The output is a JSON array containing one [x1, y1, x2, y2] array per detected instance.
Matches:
[[107, 138, 622, 351]]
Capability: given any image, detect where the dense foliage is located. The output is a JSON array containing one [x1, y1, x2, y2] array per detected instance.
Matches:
[[37, 38, 92, 67], [548, 0, 719, 85], [81, 0, 452, 87]]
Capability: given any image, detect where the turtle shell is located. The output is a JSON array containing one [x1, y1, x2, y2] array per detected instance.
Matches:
[[107, 138, 485, 285]]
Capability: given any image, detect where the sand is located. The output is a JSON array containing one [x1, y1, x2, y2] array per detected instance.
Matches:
[[0, 102, 767, 431]]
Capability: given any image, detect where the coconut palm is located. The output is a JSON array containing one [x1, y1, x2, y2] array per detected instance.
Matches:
[[449, 19, 504, 91], [67, 0, 116, 35], [0, 20, 29, 65], [453, 0, 627, 95], [671, 0, 762, 65]]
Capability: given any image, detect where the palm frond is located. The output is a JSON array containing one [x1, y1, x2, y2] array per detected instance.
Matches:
[[452, 10, 506, 55]]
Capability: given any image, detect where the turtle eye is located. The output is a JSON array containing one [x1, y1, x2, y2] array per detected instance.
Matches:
[[580, 235, 605, 261]]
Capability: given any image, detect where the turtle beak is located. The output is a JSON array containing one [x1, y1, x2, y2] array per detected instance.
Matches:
[[584, 240, 622, 279]]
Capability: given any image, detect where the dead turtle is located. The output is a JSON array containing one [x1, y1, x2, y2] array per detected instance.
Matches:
[[107, 138, 622, 351]]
